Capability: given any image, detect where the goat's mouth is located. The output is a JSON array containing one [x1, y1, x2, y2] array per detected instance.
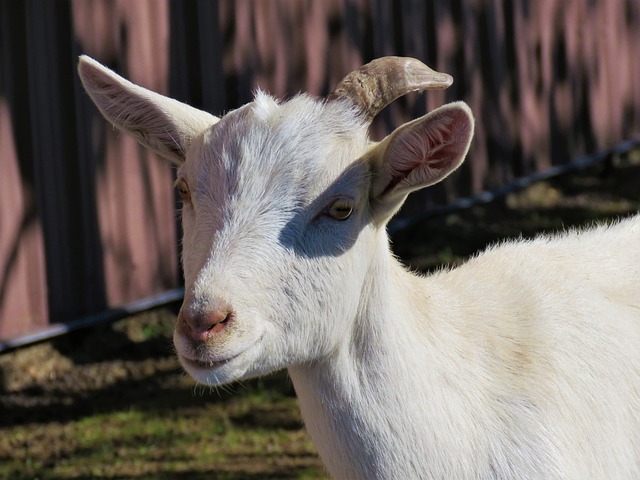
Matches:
[[179, 352, 241, 372], [174, 329, 264, 381]]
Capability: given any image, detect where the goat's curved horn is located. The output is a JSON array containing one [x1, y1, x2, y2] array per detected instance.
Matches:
[[327, 57, 453, 122]]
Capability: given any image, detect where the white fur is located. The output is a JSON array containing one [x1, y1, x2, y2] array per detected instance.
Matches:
[[78, 56, 640, 479]]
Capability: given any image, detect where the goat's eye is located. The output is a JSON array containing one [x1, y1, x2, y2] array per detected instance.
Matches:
[[326, 198, 354, 221], [177, 179, 191, 202]]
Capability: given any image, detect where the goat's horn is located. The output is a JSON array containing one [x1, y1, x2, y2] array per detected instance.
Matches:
[[328, 56, 453, 122]]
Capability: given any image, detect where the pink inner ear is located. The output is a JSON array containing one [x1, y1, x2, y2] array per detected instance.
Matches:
[[382, 106, 472, 195]]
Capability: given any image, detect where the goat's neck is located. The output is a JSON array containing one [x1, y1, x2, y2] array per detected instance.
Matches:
[[288, 237, 448, 479]]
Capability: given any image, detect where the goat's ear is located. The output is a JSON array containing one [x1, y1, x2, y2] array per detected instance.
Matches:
[[78, 55, 218, 164], [367, 101, 473, 221]]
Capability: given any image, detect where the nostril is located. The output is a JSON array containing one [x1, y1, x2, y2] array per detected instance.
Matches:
[[206, 310, 233, 334], [178, 306, 234, 341]]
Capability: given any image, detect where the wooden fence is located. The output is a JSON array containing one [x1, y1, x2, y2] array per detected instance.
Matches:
[[1, 0, 639, 341]]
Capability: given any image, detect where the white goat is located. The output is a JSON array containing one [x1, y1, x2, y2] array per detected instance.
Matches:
[[78, 55, 640, 479]]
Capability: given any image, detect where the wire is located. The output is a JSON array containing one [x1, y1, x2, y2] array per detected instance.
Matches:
[[0, 289, 184, 353], [388, 138, 640, 235], [3, 138, 639, 353]]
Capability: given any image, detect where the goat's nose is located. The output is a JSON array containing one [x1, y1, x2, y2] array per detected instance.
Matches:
[[177, 306, 233, 343]]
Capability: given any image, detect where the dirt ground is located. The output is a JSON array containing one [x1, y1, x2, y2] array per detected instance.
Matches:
[[1, 154, 639, 479]]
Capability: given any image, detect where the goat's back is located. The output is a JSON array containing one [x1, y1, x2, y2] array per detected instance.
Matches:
[[424, 214, 640, 478]]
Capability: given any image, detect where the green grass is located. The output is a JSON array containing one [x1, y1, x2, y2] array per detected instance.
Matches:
[[1, 376, 325, 479]]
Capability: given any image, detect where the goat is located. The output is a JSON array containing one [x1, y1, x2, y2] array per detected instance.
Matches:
[[78, 55, 640, 479]]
